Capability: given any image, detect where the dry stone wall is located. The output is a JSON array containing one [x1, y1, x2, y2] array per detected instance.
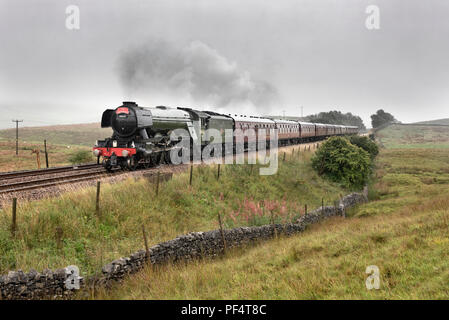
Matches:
[[0, 191, 367, 300]]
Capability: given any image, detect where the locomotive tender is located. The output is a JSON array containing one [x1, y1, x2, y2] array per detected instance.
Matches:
[[93, 101, 359, 171]]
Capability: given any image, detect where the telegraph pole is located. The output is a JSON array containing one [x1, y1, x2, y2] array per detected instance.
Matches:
[[12, 119, 23, 156]]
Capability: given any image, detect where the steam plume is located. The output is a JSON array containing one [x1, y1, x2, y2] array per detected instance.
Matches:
[[118, 39, 279, 114]]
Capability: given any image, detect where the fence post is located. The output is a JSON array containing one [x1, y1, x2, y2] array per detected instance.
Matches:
[[56, 226, 63, 250], [271, 211, 278, 239], [44, 140, 49, 168], [11, 198, 17, 237], [142, 224, 150, 263], [217, 164, 221, 180], [156, 171, 160, 195], [283, 152, 286, 162], [305, 204, 308, 215], [217, 213, 227, 254], [95, 181, 101, 216], [189, 165, 193, 186]]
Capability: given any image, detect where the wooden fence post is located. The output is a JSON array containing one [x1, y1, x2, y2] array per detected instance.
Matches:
[[142, 224, 150, 263], [44, 139, 49, 168], [283, 152, 286, 162], [217, 213, 227, 253], [95, 181, 101, 216], [271, 211, 278, 239], [189, 165, 193, 185], [11, 198, 17, 237], [156, 171, 160, 195], [217, 164, 221, 180], [56, 226, 63, 250]]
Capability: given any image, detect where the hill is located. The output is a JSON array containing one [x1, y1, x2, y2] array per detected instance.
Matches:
[[0, 123, 111, 171], [0, 123, 112, 147], [413, 118, 449, 126], [376, 124, 449, 149]]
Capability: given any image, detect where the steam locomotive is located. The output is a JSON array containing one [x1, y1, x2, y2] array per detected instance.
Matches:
[[93, 101, 359, 171]]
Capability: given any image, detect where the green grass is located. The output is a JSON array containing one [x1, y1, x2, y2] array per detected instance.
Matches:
[[88, 125, 449, 299], [377, 124, 449, 149], [0, 148, 347, 276]]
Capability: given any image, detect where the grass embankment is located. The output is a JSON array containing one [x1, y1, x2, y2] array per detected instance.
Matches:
[[0, 123, 111, 172], [0, 147, 347, 276], [92, 126, 449, 299]]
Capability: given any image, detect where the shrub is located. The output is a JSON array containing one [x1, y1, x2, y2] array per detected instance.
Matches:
[[311, 137, 372, 189], [349, 135, 379, 159], [68, 150, 93, 164]]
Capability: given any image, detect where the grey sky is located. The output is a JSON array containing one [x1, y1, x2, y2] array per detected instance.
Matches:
[[1, 0, 448, 129]]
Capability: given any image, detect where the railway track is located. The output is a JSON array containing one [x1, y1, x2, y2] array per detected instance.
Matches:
[[0, 163, 100, 181], [0, 163, 119, 195], [0, 139, 327, 197]]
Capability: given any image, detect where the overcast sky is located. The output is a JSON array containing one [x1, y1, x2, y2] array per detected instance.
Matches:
[[1, 0, 448, 129]]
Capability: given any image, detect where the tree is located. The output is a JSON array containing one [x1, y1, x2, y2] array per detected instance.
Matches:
[[311, 137, 372, 189], [349, 135, 379, 159], [307, 110, 366, 130], [371, 109, 397, 128]]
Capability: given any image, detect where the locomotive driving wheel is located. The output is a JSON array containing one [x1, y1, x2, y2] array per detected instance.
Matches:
[[126, 155, 138, 171]]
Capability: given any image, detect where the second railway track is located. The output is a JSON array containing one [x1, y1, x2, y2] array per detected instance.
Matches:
[[0, 164, 119, 195], [0, 163, 101, 181]]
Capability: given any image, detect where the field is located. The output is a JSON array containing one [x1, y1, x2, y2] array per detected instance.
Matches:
[[90, 125, 449, 299], [376, 124, 449, 149], [0, 123, 111, 172], [0, 147, 348, 277]]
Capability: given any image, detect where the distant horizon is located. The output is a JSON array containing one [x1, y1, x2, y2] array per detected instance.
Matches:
[[1, 112, 448, 131]]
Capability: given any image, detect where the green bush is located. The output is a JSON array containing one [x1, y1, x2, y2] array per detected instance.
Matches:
[[68, 150, 93, 164], [311, 137, 372, 189], [349, 135, 379, 159]]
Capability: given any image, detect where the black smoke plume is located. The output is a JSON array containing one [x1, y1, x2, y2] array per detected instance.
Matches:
[[118, 39, 279, 114]]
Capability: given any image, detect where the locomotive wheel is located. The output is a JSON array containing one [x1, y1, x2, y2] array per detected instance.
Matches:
[[143, 158, 151, 169], [126, 156, 138, 171], [102, 158, 113, 172]]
